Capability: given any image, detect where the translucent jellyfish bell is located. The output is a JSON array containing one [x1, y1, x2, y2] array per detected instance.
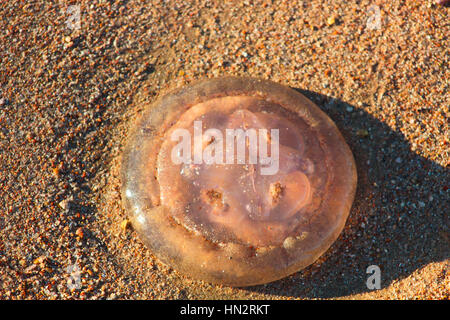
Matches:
[[121, 77, 357, 286]]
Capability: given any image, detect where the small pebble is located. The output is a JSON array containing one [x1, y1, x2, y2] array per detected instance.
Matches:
[[120, 219, 131, 231], [356, 129, 369, 137], [327, 16, 336, 26], [75, 227, 84, 239], [58, 197, 72, 210]]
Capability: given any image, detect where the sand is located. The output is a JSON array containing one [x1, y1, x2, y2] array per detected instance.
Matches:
[[0, 0, 448, 299]]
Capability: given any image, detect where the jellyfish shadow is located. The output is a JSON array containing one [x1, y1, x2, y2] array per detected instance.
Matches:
[[245, 89, 449, 298]]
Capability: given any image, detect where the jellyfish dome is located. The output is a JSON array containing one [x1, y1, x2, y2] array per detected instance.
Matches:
[[121, 77, 357, 286]]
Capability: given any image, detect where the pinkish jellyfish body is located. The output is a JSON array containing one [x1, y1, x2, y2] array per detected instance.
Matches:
[[121, 77, 357, 286]]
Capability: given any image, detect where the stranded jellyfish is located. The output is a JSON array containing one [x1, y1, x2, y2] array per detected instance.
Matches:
[[121, 77, 357, 286]]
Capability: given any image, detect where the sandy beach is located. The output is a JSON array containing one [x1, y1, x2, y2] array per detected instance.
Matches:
[[0, 0, 448, 299]]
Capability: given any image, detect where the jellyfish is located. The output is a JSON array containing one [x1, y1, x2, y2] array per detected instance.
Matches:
[[121, 77, 357, 286]]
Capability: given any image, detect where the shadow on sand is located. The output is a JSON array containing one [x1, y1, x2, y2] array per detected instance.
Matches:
[[245, 88, 449, 298]]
